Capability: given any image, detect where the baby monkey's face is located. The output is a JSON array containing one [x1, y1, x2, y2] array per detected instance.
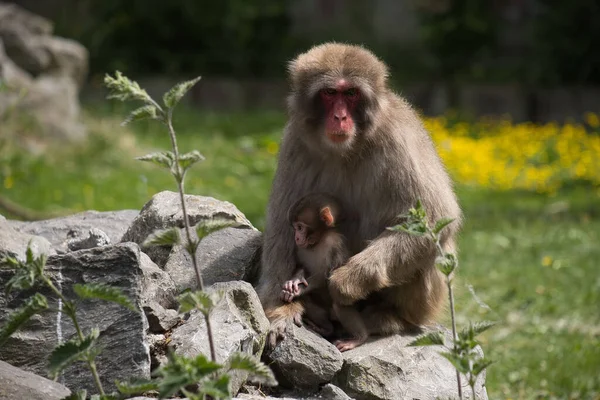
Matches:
[[292, 220, 322, 249]]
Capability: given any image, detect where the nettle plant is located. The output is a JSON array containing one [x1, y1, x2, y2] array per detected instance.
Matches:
[[0, 74, 276, 400], [388, 201, 495, 400]]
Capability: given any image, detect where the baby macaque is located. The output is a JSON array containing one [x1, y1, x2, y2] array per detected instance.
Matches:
[[280, 193, 368, 351]]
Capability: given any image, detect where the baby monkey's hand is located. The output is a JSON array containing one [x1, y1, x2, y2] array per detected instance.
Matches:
[[280, 277, 308, 302]]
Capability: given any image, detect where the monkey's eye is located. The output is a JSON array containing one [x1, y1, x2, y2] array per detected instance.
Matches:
[[344, 88, 359, 98], [323, 88, 337, 96]]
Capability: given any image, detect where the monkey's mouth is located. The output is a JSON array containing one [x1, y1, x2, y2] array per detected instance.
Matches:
[[326, 131, 351, 144]]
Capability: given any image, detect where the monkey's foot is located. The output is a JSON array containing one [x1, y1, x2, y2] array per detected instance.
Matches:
[[334, 337, 366, 352], [266, 312, 303, 350]]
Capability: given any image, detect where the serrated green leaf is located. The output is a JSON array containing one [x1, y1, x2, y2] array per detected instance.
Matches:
[[435, 253, 458, 276], [142, 227, 181, 248], [0, 293, 48, 346], [104, 71, 155, 105], [59, 389, 87, 400], [178, 150, 205, 171], [136, 151, 175, 170], [386, 223, 427, 237], [0, 255, 19, 269], [440, 351, 469, 374], [472, 358, 494, 375], [116, 378, 159, 395], [407, 331, 445, 347], [464, 320, 497, 337], [155, 352, 222, 398], [25, 245, 34, 264], [2, 250, 47, 294], [178, 290, 215, 314], [122, 105, 159, 126], [433, 217, 455, 234], [73, 283, 136, 311], [201, 374, 230, 400], [163, 76, 201, 109], [195, 217, 240, 240], [227, 353, 277, 386], [48, 329, 99, 379]]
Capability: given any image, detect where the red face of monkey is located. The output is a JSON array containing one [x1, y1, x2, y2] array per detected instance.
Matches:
[[319, 79, 361, 145]]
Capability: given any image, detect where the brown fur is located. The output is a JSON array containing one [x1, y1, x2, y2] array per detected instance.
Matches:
[[282, 194, 368, 350], [257, 42, 462, 349]]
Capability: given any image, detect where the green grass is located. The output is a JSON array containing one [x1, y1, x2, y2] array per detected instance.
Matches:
[[2, 104, 599, 400]]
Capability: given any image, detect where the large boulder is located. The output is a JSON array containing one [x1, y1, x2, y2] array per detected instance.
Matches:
[[164, 226, 262, 291], [0, 2, 88, 141], [0, 360, 71, 400], [169, 281, 270, 395], [0, 243, 152, 393], [122, 191, 260, 287], [333, 331, 488, 400], [268, 324, 344, 391]]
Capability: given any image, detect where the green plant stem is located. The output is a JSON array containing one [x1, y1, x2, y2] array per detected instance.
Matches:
[[166, 109, 217, 363], [446, 274, 463, 399], [433, 233, 463, 399], [44, 277, 105, 396]]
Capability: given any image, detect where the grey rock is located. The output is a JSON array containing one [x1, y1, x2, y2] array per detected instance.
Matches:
[[8, 210, 139, 254], [333, 331, 488, 400], [234, 385, 353, 400], [38, 35, 89, 86], [0, 3, 88, 141], [67, 227, 111, 251], [0, 39, 33, 90], [0, 243, 151, 393], [269, 324, 343, 391], [0, 3, 53, 36], [0, 217, 55, 260], [318, 384, 354, 400], [121, 191, 254, 268], [0, 360, 71, 400], [164, 227, 262, 291], [0, 22, 50, 76], [170, 281, 269, 395], [139, 252, 180, 333], [20, 74, 86, 140]]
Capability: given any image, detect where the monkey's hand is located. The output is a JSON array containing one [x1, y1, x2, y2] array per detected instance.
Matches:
[[280, 277, 308, 302]]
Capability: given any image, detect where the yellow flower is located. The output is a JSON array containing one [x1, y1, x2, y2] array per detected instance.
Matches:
[[541, 256, 553, 267], [3, 175, 13, 189], [423, 114, 600, 193]]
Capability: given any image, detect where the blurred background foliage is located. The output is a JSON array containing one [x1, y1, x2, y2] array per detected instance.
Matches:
[[25, 0, 600, 85]]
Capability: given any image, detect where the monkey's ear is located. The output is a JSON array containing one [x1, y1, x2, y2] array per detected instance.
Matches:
[[320, 207, 335, 227]]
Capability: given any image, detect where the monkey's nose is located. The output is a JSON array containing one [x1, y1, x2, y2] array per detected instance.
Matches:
[[334, 113, 347, 121]]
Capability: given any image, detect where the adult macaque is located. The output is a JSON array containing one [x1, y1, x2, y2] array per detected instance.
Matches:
[[256, 42, 462, 349], [281, 193, 368, 351]]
